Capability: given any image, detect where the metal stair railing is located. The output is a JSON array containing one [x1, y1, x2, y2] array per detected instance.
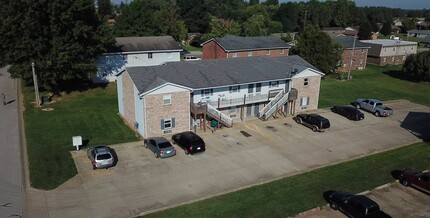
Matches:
[[260, 91, 290, 121], [206, 104, 233, 127], [257, 90, 284, 120]]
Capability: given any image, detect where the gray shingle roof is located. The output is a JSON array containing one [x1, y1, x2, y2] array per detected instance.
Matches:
[[334, 36, 370, 49], [408, 30, 430, 35], [421, 35, 430, 44], [125, 55, 319, 94], [203, 35, 291, 52], [109, 36, 182, 53]]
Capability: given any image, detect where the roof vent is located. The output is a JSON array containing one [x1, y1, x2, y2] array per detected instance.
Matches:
[[291, 68, 299, 75]]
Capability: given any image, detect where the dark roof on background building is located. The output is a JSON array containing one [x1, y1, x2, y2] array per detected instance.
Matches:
[[408, 30, 430, 35], [108, 36, 182, 53], [334, 36, 371, 49], [125, 55, 320, 94], [421, 35, 430, 44], [201, 35, 291, 52]]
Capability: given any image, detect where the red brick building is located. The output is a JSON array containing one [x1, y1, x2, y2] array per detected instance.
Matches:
[[334, 36, 371, 72], [201, 35, 291, 60]]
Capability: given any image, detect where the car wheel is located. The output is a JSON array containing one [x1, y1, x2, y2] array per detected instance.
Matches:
[[296, 117, 302, 124], [330, 201, 339, 210], [375, 111, 380, 117], [401, 179, 411, 187], [154, 152, 159, 158], [312, 125, 318, 132], [144, 143, 148, 148], [92, 165, 97, 170], [185, 149, 189, 155]]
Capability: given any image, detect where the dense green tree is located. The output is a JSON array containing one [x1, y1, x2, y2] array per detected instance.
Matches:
[[201, 18, 241, 42], [206, 0, 246, 21], [243, 14, 268, 36], [97, 0, 113, 21], [0, 0, 112, 90], [249, 0, 259, 6], [403, 51, 430, 82], [402, 18, 416, 32], [295, 25, 342, 74], [380, 21, 392, 36], [274, 2, 300, 31], [358, 21, 372, 40], [177, 0, 210, 33], [265, 0, 279, 6]]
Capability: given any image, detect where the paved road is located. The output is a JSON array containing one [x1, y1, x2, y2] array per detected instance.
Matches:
[[24, 99, 429, 218], [0, 67, 23, 217]]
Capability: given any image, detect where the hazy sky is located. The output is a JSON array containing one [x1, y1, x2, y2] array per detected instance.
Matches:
[[111, 0, 430, 10]]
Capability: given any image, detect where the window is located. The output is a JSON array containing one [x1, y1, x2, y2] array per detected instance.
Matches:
[[393, 47, 396, 52], [232, 52, 237, 58], [360, 49, 364, 53], [391, 57, 395, 61], [256, 83, 261, 93], [359, 59, 363, 65], [269, 81, 279, 88], [248, 84, 254, 93], [167, 52, 172, 59], [411, 46, 414, 50], [201, 89, 213, 96], [163, 94, 171, 105], [247, 51, 252, 57], [266, 50, 270, 56], [300, 97, 310, 107], [383, 57, 387, 62], [403, 47, 406, 51], [229, 85, 240, 93], [161, 118, 175, 130], [384, 48, 387, 53], [280, 49, 285, 55], [148, 53, 153, 59], [304, 78, 309, 86], [402, 55, 406, 61]]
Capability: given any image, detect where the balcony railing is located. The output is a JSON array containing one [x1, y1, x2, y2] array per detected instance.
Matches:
[[202, 93, 270, 108]]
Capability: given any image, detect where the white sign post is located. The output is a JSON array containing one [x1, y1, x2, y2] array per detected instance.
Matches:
[[72, 136, 82, 151]]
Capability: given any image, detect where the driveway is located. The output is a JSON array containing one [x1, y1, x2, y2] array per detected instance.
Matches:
[[296, 182, 430, 218], [25, 99, 430, 218]]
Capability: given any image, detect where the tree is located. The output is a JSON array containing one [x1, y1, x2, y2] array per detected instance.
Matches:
[[402, 51, 430, 82], [202, 18, 241, 41], [402, 18, 416, 33], [274, 2, 300, 31], [249, 0, 259, 6], [265, 0, 279, 6], [380, 21, 392, 36], [0, 0, 112, 90], [358, 21, 372, 40], [243, 14, 268, 36], [97, 0, 113, 21], [295, 25, 343, 74], [177, 0, 210, 33]]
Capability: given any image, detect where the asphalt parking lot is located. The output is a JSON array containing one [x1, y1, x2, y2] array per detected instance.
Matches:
[[296, 182, 430, 218], [25, 99, 430, 218]]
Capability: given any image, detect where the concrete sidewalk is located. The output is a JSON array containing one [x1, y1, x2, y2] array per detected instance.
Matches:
[[0, 67, 23, 217]]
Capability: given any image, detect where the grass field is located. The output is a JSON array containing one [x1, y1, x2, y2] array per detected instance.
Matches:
[[319, 64, 430, 108], [143, 142, 430, 218], [182, 45, 202, 52], [23, 83, 139, 189]]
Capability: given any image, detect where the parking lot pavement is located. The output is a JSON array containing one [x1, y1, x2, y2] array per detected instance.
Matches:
[[25, 100, 430, 218], [294, 182, 430, 218]]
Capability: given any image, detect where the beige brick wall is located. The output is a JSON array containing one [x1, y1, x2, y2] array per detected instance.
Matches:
[[291, 76, 321, 113], [144, 91, 190, 138], [122, 72, 136, 128]]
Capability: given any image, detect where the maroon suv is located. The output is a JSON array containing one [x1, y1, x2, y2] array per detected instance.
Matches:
[[399, 169, 430, 194]]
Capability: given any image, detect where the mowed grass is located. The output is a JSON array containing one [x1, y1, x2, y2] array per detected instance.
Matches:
[[319, 65, 430, 108], [144, 142, 430, 218], [23, 83, 139, 190]]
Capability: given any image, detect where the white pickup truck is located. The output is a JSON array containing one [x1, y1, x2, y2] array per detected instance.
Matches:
[[353, 99, 393, 117]]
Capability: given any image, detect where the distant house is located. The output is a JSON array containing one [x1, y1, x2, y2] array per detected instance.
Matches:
[[407, 30, 430, 38], [361, 39, 417, 66], [322, 27, 358, 37], [201, 35, 291, 60], [420, 35, 430, 47], [334, 36, 370, 72], [94, 36, 182, 83], [116, 56, 323, 138]]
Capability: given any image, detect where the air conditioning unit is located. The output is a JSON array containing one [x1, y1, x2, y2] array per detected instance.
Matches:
[[162, 129, 172, 134]]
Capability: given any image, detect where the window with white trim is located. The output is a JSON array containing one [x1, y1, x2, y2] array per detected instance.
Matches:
[[229, 85, 240, 93], [167, 52, 173, 59], [393, 47, 396, 52], [163, 94, 171, 105], [391, 57, 395, 61], [256, 83, 261, 93], [280, 49, 284, 54], [360, 49, 364, 53], [248, 51, 252, 57], [300, 97, 310, 109], [232, 52, 237, 58], [411, 46, 414, 50], [402, 55, 406, 61], [383, 57, 387, 62], [266, 50, 270, 56], [384, 48, 387, 53], [269, 81, 279, 88], [304, 78, 309, 86], [161, 118, 175, 129], [148, 53, 153, 59], [201, 89, 213, 96]]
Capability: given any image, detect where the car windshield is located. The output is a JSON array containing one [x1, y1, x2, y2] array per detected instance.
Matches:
[[158, 141, 172, 149], [97, 153, 112, 160]]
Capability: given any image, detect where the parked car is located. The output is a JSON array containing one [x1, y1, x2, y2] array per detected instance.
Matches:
[[295, 114, 330, 132], [353, 99, 393, 117], [171, 131, 205, 155], [328, 191, 381, 218], [183, 56, 201, 61], [399, 169, 430, 194], [144, 137, 176, 158], [87, 145, 115, 170], [331, 105, 365, 121]]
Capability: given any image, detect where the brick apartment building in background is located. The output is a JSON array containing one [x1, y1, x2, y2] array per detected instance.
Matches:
[[361, 39, 417, 66], [201, 35, 291, 60], [334, 35, 370, 72]]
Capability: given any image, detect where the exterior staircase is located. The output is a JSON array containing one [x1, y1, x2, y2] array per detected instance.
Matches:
[[206, 104, 233, 127], [257, 91, 290, 121]]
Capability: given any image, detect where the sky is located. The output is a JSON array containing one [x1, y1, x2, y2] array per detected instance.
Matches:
[[110, 0, 430, 10]]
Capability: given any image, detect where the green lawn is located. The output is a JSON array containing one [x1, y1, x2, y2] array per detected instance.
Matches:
[[183, 45, 202, 52], [319, 65, 430, 108], [143, 142, 430, 218], [23, 83, 139, 190]]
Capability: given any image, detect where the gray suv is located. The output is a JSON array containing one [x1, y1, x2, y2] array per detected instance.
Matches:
[[87, 145, 115, 170]]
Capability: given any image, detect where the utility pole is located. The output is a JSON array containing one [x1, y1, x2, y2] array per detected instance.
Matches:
[[347, 35, 357, 80], [32, 62, 41, 106]]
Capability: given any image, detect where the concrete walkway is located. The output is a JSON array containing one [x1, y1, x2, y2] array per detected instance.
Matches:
[[0, 67, 23, 217]]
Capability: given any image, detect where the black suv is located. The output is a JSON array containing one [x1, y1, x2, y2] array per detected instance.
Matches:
[[171, 131, 206, 155], [328, 191, 381, 218], [295, 113, 330, 132]]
